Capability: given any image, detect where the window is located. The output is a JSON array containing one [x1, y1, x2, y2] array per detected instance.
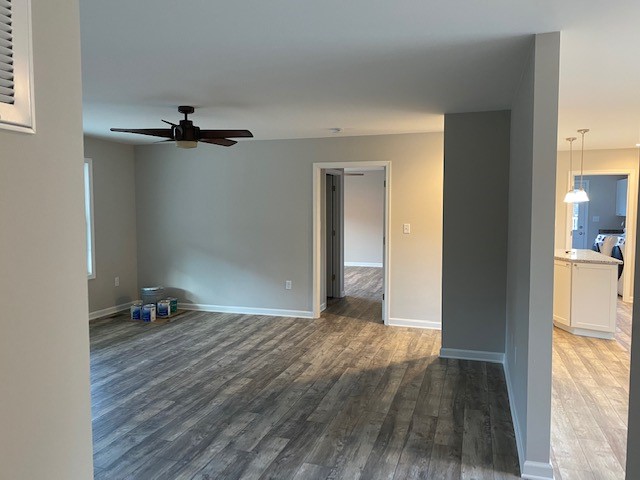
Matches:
[[0, 0, 35, 132], [84, 158, 95, 279]]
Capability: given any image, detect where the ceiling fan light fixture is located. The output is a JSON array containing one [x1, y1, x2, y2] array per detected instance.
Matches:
[[176, 140, 198, 149]]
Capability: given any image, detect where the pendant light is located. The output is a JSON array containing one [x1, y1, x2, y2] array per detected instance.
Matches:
[[563, 136, 579, 202], [569, 128, 590, 203]]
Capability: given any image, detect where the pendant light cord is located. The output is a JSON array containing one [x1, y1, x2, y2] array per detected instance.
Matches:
[[567, 137, 576, 189], [577, 129, 589, 190]]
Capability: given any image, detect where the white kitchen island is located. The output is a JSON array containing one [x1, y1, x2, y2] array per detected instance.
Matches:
[[553, 249, 622, 339]]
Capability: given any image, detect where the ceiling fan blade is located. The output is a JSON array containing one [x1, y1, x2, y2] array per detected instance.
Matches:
[[200, 138, 238, 147], [199, 129, 253, 139], [161, 119, 178, 127], [110, 128, 174, 139]]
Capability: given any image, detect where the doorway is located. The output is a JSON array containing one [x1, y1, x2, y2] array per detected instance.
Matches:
[[565, 170, 636, 302], [312, 161, 391, 323]]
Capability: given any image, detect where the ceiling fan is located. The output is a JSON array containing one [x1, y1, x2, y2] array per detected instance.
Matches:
[[110, 106, 253, 148]]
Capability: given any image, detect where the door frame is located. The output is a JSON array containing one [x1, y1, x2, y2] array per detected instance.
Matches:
[[312, 161, 391, 323], [564, 168, 637, 302], [325, 170, 344, 299]]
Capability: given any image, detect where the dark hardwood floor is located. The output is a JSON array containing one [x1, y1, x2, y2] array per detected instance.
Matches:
[[90, 267, 520, 479]]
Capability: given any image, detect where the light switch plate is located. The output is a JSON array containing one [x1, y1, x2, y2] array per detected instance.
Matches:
[[403, 223, 411, 234]]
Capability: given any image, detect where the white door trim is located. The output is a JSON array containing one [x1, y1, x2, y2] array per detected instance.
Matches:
[[312, 161, 391, 323], [564, 168, 637, 302]]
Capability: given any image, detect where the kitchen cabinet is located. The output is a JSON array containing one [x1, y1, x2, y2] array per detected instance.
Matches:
[[616, 178, 628, 216]]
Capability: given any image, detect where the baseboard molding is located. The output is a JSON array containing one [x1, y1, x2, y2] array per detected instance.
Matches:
[[320, 302, 327, 312], [178, 303, 314, 319], [553, 321, 614, 339], [439, 348, 505, 364], [521, 460, 554, 480], [503, 359, 525, 475], [344, 261, 383, 268], [388, 317, 441, 330], [89, 301, 133, 321]]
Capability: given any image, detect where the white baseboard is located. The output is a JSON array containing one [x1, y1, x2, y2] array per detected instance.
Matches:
[[553, 321, 614, 339], [89, 301, 133, 321], [521, 460, 554, 480], [439, 348, 505, 364], [320, 302, 327, 312], [502, 361, 554, 479], [503, 359, 525, 475], [344, 261, 383, 268], [388, 317, 441, 330], [178, 303, 314, 319]]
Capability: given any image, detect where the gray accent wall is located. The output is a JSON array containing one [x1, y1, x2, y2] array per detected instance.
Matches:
[[627, 160, 640, 478], [135, 133, 443, 324], [442, 110, 510, 354], [505, 32, 559, 477], [0, 0, 94, 477], [344, 170, 385, 265], [85, 136, 139, 313]]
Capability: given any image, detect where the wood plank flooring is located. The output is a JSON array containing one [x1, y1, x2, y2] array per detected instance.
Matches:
[[90, 267, 520, 479], [551, 299, 632, 480], [325, 266, 384, 323]]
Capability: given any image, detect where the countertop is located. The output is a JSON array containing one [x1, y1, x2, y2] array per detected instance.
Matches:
[[554, 249, 622, 265]]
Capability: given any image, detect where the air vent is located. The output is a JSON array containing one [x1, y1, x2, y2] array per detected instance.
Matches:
[[0, 0, 14, 105]]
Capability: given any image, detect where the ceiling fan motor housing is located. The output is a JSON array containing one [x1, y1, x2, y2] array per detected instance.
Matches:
[[174, 120, 200, 142]]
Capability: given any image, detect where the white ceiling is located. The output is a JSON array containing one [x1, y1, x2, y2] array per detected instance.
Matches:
[[79, 0, 640, 150]]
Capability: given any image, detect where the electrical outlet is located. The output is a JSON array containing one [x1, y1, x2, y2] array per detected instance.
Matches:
[[114, 276, 120, 287], [285, 280, 292, 290]]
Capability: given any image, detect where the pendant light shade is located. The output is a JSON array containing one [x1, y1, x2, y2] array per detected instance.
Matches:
[[564, 188, 590, 203]]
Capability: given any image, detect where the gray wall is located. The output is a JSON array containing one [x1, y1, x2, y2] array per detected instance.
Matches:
[[628, 174, 640, 477], [579, 174, 626, 247], [0, 0, 94, 477], [135, 133, 444, 325], [344, 171, 384, 265], [85, 136, 139, 314], [505, 32, 559, 477], [442, 110, 510, 354]]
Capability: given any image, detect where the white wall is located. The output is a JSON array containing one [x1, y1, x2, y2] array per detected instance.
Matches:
[[85, 136, 139, 316], [505, 32, 559, 479], [0, 0, 94, 478], [344, 171, 384, 266], [135, 133, 443, 326]]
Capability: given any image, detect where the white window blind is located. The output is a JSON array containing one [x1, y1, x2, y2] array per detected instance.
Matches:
[[0, 0, 14, 105], [0, 0, 33, 132]]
